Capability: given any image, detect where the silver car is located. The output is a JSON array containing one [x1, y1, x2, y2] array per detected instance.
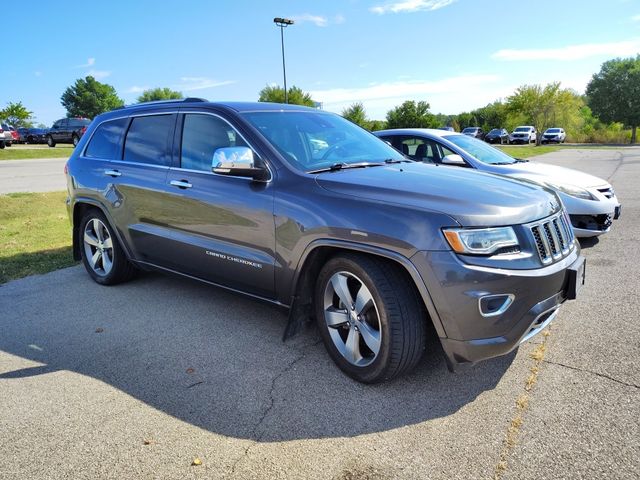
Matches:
[[0, 122, 14, 148], [375, 128, 621, 237]]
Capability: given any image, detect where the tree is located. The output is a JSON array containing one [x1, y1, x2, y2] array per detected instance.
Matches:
[[506, 82, 583, 145], [61, 76, 124, 119], [258, 85, 315, 107], [586, 55, 640, 144], [0, 102, 34, 127], [385, 100, 437, 129], [341, 102, 369, 129], [137, 87, 183, 103], [368, 119, 387, 132]]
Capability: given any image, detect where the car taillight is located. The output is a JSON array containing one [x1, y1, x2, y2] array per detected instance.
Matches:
[[64, 162, 68, 174], [80, 126, 87, 135]]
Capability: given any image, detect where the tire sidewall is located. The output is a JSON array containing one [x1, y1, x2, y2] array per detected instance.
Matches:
[[79, 210, 120, 285], [315, 256, 394, 383]]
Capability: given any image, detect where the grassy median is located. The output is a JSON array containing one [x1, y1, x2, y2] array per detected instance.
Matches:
[[0, 191, 76, 283], [495, 145, 563, 158], [0, 145, 74, 160]]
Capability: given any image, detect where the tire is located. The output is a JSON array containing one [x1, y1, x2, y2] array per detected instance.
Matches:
[[79, 209, 136, 285], [72, 134, 79, 147], [47, 135, 56, 147], [315, 253, 426, 383], [0, 142, 4, 149]]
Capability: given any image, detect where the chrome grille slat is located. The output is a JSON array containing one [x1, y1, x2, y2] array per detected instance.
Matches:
[[527, 211, 574, 264]]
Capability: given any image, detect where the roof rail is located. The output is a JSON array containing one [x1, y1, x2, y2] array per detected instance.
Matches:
[[115, 97, 209, 109]]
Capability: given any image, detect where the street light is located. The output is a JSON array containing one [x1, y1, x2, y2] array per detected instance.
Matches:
[[273, 17, 294, 104]]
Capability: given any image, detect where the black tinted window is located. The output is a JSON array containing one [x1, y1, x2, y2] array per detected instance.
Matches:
[[180, 114, 247, 171], [124, 115, 173, 166], [85, 118, 128, 159]]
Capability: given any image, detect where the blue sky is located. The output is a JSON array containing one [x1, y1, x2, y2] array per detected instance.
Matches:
[[2, 0, 640, 125]]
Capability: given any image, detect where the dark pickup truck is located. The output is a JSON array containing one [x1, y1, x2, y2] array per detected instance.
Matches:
[[65, 99, 585, 383]]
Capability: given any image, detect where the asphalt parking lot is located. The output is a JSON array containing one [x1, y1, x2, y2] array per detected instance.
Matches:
[[1, 147, 639, 479]]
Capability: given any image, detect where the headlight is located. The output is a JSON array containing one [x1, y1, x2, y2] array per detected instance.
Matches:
[[443, 227, 519, 255], [546, 182, 595, 200]]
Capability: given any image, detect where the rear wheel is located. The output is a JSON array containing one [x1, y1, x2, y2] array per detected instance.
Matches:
[[47, 135, 56, 147], [0, 142, 4, 149], [315, 254, 426, 383], [5, 142, 11, 147], [80, 210, 136, 285], [72, 134, 79, 147]]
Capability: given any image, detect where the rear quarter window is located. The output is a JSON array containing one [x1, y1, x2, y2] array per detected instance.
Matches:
[[85, 118, 128, 159], [123, 114, 174, 166]]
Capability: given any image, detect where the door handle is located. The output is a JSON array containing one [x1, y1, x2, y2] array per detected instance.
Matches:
[[170, 179, 193, 189], [104, 169, 121, 177]]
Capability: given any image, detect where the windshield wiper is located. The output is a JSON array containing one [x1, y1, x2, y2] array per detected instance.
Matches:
[[384, 158, 413, 164], [514, 158, 529, 163], [307, 162, 386, 174]]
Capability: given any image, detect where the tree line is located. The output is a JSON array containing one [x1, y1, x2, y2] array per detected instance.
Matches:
[[2, 55, 637, 143]]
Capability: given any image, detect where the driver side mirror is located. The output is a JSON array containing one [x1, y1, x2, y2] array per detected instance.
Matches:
[[441, 154, 466, 166], [212, 147, 269, 181]]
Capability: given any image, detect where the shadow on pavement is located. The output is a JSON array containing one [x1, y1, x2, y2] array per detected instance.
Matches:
[[578, 237, 600, 249], [0, 268, 513, 442]]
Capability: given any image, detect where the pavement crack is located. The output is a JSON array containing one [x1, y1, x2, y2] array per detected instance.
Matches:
[[606, 151, 624, 182], [227, 338, 322, 478], [493, 329, 552, 480], [542, 359, 639, 390]]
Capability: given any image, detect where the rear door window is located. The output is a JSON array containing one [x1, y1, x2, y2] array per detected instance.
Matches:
[[123, 114, 174, 166], [85, 118, 128, 159]]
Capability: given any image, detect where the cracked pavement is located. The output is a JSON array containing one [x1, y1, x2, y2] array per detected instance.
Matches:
[[1, 147, 639, 479]]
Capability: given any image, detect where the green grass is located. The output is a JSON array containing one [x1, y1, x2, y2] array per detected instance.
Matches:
[[495, 145, 563, 158], [0, 191, 76, 283], [0, 145, 74, 160]]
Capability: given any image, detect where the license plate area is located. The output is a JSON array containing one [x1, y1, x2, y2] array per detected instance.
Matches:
[[566, 256, 586, 300]]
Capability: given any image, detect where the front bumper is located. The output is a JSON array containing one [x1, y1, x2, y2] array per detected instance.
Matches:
[[411, 248, 584, 369]]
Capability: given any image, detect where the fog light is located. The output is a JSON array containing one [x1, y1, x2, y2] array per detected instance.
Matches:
[[479, 294, 515, 317]]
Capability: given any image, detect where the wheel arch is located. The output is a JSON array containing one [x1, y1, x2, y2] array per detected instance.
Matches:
[[71, 198, 132, 262], [283, 239, 446, 340]]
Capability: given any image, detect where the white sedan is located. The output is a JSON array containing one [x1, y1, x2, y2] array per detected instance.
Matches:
[[374, 128, 621, 237]]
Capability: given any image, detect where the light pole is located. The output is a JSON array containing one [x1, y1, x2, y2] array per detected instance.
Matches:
[[273, 17, 294, 104]]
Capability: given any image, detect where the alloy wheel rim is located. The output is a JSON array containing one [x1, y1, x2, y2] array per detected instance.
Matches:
[[323, 271, 381, 367], [83, 218, 114, 276]]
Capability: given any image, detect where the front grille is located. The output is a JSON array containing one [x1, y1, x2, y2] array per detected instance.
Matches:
[[528, 211, 574, 264], [597, 187, 614, 199]]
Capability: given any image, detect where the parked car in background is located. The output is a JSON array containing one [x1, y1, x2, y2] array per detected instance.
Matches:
[[1, 122, 14, 148], [374, 128, 621, 237], [542, 128, 566, 144], [509, 126, 537, 144], [65, 99, 585, 383], [47, 117, 91, 147], [461, 126, 484, 139], [485, 128, 510, 144], [439, 126, 455, 132], [18, 127, 49, 144]]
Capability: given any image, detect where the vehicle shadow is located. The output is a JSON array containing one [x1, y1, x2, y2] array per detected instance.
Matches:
[[578, 237, 600, 249], [0, 267, 514, 442]]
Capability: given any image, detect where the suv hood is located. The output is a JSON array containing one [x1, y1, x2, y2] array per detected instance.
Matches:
[[315, 163, 560, 227], [495, 161, 609, 188]]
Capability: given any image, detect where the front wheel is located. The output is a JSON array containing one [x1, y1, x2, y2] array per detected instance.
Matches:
[[47, 136, 56, 147], [0, 142, 4, 149], [315, 254, 426, 383], [80, 210, 136, 285]]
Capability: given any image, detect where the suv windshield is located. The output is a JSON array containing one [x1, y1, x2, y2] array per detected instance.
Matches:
[[462, 128, 477, 133], [514, 127, 531, 132], [443, 134, 517, 165], [488, 129, 501, 134], [546, 128, 560, 133], [242, 111, 405, 172]]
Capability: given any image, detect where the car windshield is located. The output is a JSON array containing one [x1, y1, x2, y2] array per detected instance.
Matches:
[[443, 134, 517, 165], [514, 127, 531, 132], [546, 128, 560, 133], [488, 129, 501, 134], [241, 111, 405, 173], [462, 128, 476, 133]]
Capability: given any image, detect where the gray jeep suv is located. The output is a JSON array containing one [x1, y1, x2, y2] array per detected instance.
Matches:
[[65, 99, 585, 383]]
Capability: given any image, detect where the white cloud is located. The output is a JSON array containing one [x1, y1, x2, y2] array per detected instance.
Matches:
[[75, 57, 95, 68], [86, 69, 111, 79], [311, 74, 500, 105], [370, 0, 456, 14], [291, 14, 328, 27], [127, 85, 149, 94], [492, 39, 640, 61], [173, 77, 235, 91], [632, 14, 640, 22]]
